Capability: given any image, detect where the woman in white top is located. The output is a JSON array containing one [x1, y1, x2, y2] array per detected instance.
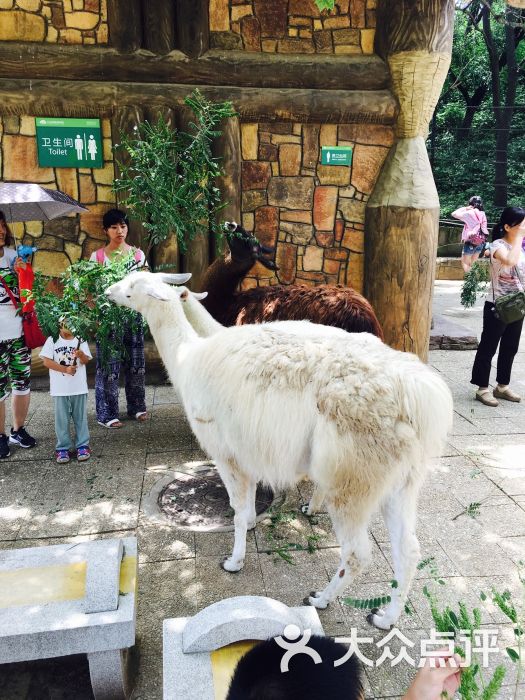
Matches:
[[0, 210, 37, 458], [471, 206, 525, 406], [89, 208, 147, 428]]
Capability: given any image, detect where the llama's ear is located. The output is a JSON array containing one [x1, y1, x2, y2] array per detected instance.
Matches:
[[146, 286, 170, 301], [159, 272, 192, 285], [191, 291, 208, 301]]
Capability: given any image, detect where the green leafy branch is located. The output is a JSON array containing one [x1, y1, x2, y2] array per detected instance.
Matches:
[[112, 89, 236, 254], [461, 260, 490, 308]]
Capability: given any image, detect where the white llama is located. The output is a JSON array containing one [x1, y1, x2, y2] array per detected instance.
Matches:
[[106, 271, 453, 630]]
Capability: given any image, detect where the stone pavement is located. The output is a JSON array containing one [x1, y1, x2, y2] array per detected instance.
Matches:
[[0, 281, 524, 699]]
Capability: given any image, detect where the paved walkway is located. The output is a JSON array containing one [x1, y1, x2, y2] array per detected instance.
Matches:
[[0, 281, 524, 699]]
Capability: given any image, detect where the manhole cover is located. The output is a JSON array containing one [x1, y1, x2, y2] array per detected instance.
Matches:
[[157, 464, 275, 531]]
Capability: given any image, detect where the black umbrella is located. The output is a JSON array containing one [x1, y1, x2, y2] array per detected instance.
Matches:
[[0, 182, 88, 222]]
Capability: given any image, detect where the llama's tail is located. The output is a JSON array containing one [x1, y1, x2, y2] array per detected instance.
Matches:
[[397, 361, 454, 461]]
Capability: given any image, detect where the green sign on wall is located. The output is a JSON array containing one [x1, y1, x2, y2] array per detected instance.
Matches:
[[35, 117, 103, 168], [321, 146, 353, 166]]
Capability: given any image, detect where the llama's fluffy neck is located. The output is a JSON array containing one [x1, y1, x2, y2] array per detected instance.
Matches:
[[200, 252, 253, 317], [144, 294, 198, 390], [184, 295, 223, 337]]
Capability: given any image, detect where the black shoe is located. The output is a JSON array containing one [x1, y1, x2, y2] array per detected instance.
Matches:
[[0, 434, 10, 459], [9, 427, 36, 449]]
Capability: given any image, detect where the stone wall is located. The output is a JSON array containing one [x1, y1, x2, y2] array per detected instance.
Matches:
[[0, 0, 107, 44], [240, 121, 392, 292], [0, 115, 115, 275], [210, 0, 376, 54]]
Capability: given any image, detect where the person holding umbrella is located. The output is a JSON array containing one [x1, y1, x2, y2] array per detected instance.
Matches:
[[0, 210, 36, 458]]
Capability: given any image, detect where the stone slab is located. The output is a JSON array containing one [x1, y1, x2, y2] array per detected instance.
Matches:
[[163, 597, 324, 700], [429, 314, 478, 351]]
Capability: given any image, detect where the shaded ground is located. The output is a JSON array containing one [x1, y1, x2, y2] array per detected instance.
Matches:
[[0, 281, 524, 699]]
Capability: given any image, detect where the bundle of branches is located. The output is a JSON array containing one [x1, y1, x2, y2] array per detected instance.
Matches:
[[112, 89, 236, 254], [461, 260, 490, 308], [27, 252, 144, 363]]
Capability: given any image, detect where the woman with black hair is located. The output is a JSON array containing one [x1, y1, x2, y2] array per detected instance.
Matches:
[[452, 195, 489, 273], [471, 206, 525, 406]]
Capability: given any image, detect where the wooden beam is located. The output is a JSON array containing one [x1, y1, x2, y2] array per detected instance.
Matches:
[[0, 44, 390, 91], [143, 0, 176, 55], [175, 0, 210, 58], [107, 0, 142, 53], [211, 115, 242, 259], [0, 79, 397, 125]]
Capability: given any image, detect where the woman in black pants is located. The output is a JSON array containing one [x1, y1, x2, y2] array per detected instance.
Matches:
[[472, 206, 525, 406]]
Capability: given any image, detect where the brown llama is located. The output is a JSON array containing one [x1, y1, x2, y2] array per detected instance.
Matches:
[[200, 223, 384, 339]]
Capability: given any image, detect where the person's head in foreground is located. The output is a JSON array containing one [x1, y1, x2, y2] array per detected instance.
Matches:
[[226, 633, 462, 700]]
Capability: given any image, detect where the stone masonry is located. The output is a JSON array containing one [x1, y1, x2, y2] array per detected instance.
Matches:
[[240, 121, 392, 293], [0, 0, 108, 45], [0, 115, 115, 275], [210, 0, 376, 54]]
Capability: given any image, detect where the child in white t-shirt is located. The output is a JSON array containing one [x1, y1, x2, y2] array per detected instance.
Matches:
[[39, 325, 92, 463]]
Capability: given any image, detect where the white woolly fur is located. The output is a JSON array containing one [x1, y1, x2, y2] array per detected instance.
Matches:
[[106, 272, 453, 629]]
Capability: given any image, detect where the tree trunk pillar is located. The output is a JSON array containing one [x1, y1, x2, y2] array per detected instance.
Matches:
[[211, 115, 241, 260], [364, 0, 454, 361]]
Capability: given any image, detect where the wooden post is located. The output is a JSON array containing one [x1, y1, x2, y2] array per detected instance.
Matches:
[[175, 0, 210, 58], [364, 0, 455, 361], [211, 115, 241, 259], [143, 0, 176, 55], [107, 0, 142, 53]]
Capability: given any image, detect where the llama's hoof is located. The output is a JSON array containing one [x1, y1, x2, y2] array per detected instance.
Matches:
[[300, 503, 310, 515], [247, 519, 257, 530], [367, 610, 393, 630], [221, 557, 244, 573], [306, 592, 329, 609]]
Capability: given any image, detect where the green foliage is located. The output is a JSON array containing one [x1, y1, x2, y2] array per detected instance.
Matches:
[[314, 0, 335, 11], [28, 252, 144, 364], [112, 90, 236, 254], [461, 261, 490, 308], [343, 595, 391, 610]]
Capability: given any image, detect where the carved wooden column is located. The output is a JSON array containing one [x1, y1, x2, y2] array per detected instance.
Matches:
[[175, 0, 210, 58], [107, 0, 142, 53], [143, 0, 176, 55], [364, 0, 454, 361]]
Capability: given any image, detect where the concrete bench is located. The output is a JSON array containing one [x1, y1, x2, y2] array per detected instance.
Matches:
[[0, 537, 137, 700], [163, 595, 324, 700]]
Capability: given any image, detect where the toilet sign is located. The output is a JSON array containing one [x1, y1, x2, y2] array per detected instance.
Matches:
[[35, 117, 103, 168], [321, 146, 353, 166]]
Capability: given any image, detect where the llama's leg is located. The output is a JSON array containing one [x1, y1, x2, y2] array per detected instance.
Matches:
[[216, 461, 253, 572], [300, 486, 325, 516], [247, 479, 257, 530], [307, 504, 372, 609], [368, 484, 421, 630]]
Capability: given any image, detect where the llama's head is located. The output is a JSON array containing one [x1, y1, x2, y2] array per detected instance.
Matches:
[[105, 271, 192, 312], [223, 221, 278, 270]]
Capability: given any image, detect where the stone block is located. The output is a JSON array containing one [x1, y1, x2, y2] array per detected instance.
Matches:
[[350, 0, 366, 27], [270, 134, 301, 145], [258, 142, 278, 161], [96, 22, 108, 43], [33, 250, 71, 275], [261, 39, 276, 51], [44, 216, 78, 241], [275, 242, 296, 284], [335, 218, 344, 242], [35, 234, 64, 252], [242, 212, 254, 231], [346, 254, 364, 292], [83, 236, 103, 259], [56, 169, 79, 201], [315, 231, 334, 247], [25, 220, 43, 237], [302, 124, 319, 169], [323, 258, 340, 275], [3, 115, 20, 134], [97, 184, 116, 203], [16, 0, 41, 10], [288, 0, 320, 17], [253, 0, 287, 37], [271, 161, 279, 175], [60, 28, 83, 43], [79, 174, 97, 204], [297, 270, 325, 284], [210, 31, 241, 49], [351, 144, 388, 194], [242, 189, 267, 211], [231, 5, 253, 23], [268, 177, 314, 209], [303, 245, 323, 271], [280, 209, 311, 224], [3, 135, 54, 182], [324, 15, 350, 29], [85, 0, 101, 11], [93, 162, 115, 185], [65, 241, 83, 263], [342, 226, 364, 252], [313, 186, 338, 230], [242, 161, 271, 190], [0, 10, 45, 41], [268, 122, 293, 134], [333, 28, 360, 45], [254, 206, 278, 247], [361, 28, 375, 53], [209, 0, 230, 31], [324, 247, 348, 261], [317, 165, 350, 186], [65, 11, 99, 30], [241, 124, 258, 161], [277, 38, 315, 53], [0, 0, 14, 8], [320, 124, 337, 147], [290, 16, 311, 27], [240, 15, 261, 51], [338, 123, 394, 146], [19, 116, 36, 136], [338, 198, 366, 224], [334, 44, 362, 54], [313, 29, 333, 53], [279, 143, 301, 176], [280, 221, 313, 245]]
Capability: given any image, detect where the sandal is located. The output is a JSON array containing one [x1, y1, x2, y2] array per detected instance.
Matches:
[[133, 412, 148, 422], [475, 390, 499, 407], [493, 386, 521, 402], [97, 419, 123, 429]]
